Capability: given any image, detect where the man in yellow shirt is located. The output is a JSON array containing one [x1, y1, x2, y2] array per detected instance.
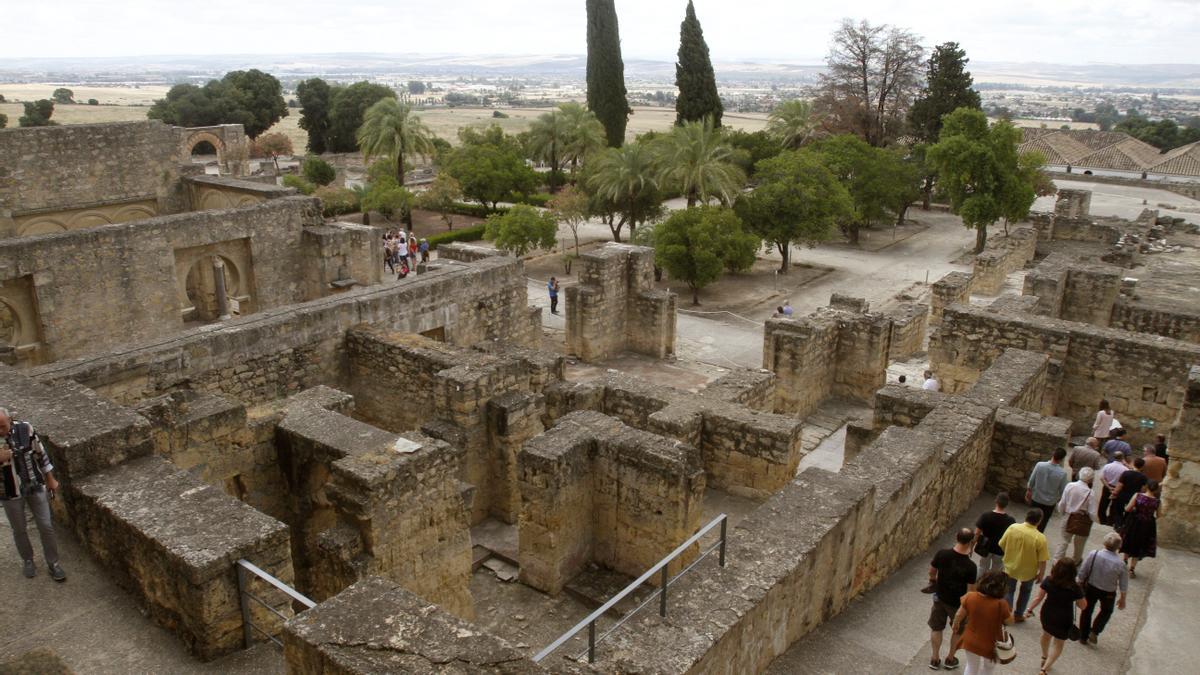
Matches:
[[998, 509, 1049, 619]]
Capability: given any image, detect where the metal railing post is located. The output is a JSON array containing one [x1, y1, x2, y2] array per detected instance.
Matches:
[[659, 566, 669, 617], [588, 621, 596, 663], [719, 516, 727, 567], [236, 562, 253, 649]]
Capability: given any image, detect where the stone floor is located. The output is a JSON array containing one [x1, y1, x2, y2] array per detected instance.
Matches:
[[0, 510, 284, 674], [767, 493, 1198, 674], [796, 399, 873, 475]]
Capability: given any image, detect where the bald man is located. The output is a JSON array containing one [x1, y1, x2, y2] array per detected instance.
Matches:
[[1, 408, 65, 581]]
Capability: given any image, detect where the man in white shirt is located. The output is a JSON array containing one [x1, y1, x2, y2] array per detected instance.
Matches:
[[922, 370, 940, 392], [1055, 467, 1096, 562]]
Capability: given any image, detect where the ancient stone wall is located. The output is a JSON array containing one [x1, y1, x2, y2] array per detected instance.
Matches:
[[1022, 254, 1124, 328], [1161, 367, 1200, 552], [29, 256, 539, 406], [696, 369, 776, 411], [970, 227, 1037, 295], [931, 271, 973, 326], [1111, 300, 1200, 345], [517, 411, 705, 595], [0, 121, 187, 236], [887, 303, 929, 361], [185, 174, 295, 211], [565, 243, 676, 361]]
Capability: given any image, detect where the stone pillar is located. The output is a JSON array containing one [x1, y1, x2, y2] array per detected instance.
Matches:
[[212, 257, 231, 320], [1161, 367, 1200, 552]]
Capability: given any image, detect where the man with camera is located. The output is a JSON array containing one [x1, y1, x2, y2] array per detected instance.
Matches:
[[1, 408, 66, 582]]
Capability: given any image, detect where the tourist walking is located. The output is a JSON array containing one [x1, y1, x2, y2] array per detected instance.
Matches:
[[1140, 445, 1166, 483], [999, 509, 1049, 619], [974, 493, 1015, 573], [1108, 457, 1147, 529], [1077, 532, 1128, 645], [1055, 467, 1096, 563], [1092, 399, 1115, 446], [408, 236, 419, 271], [1154, 433, 1170, 466], [1026, 448, 1069, 533], [1120, 479, 1160, 578], [1102, 428, 1131, 462], [926, 528, 978, 670], [923, 370, 941, 392], [1, 408, 66, 582], [1097, 451, 1128, 526], [1024, 558, 1086, 674], [547, 277, 560, 315], [419, 238, 430, 264], [951, 571, 1014, 675], [1067, 437, 1105, 481]]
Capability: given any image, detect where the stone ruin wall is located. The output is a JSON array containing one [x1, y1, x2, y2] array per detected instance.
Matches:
[[565, 243, 676, 362], [970, 227, 1038, 295], [930, 271, 973, 326], [1160, 367, 1200, 552]]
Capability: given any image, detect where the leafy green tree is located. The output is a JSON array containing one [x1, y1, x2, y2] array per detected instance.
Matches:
[[548, 186, 590, 255], [87, 98, 99, 105], [813, 134, 917, 244], [407, 81, 427, 95], [147, 70, 286, 138], [326, 82, 396, 153], [767, 100, 820, 149], [1115, 113, 1200, 150], [560, 102, 606, 175], [52, 88, 74, 104], [416, 173, 464, 229], [655, 118, 746, 208], [586, 0, 632, 146], [527, 107, 571, 192], [315, 186, 360, 217], [297, 78, 333, 154], [908, 42, 981, 143], [584, 141, 664, 242], [928, 108, 1040, 253], [734, 150, 854, 273], [302, 156, 336, 186], [675, 1, 723, 127], [251, 132, 294, 169], [363, 183, 414, 224], [654, 206, 757, 304], [19, 100, 55, 127], [725, 129, 783, 178], [220, 70, 288, 137], [484, 204, 558, 257], [357, 98, 436, 186], [442, 126, 539, 210]]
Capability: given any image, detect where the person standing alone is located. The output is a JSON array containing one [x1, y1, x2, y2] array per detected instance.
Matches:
[[548, 277, 560, 315], [1, 408, 66, 582]]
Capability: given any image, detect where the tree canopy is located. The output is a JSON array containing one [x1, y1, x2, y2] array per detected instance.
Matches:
[[357, 98, 436, 185], [52, 88, 74, 104], [654, 118, 746, 208], [734, 150, 854, 273], [484, 204, 559, 257], [586, 0, 632, 147], [674, 1, 722, 127], [767, 100, 820, 149], [812, 134, 921, 244], [326, 82, 397, 153], [908, 42, 981, 143], [296, 78, 333, 154], [442, 125, 539, 210], [148, 70, 287, 138], [584, 140, 665, 242], [18, 100, 55, 127], [653, 206, 758, 304], [1115, 113, 1200, 150], [415, 173, 463, 229]]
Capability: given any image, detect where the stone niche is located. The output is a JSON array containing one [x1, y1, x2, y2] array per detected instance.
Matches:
[[174, 238, 257, 321], [0, 274, 44, 365], [517, 411, 705, 595]]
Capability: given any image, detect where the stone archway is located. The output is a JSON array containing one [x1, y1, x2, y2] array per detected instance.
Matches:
[[184, 254, 242, 322], [182, 130, 227, 171]]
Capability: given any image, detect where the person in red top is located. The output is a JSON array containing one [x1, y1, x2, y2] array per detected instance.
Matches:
[[953, 571, 1014, 675]]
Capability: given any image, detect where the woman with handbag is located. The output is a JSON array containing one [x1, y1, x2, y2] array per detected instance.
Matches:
[[1055, 467, 1097, 562], [952, 571, 1014, 675], [1024, 558, 1087, 674]]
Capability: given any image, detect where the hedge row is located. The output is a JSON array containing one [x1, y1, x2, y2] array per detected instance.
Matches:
[[427, 224, 487, 250], [444, 202, 508, 218]]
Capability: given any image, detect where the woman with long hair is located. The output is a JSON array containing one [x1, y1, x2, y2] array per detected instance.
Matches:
[[1092, 399, 1114, 447], [1120, 479, 1161, 577], [952, 571, 1014, 675], [1025, 558, 1086, 674]]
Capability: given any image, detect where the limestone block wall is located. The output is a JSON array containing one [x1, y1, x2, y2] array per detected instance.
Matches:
[[1161, 367, 1200, 552], [872, 384, 945, 429], [887, 303, 929, 361], [0, 121, 187, 235], [697, 368, 776, 411], [931, 271, 973, 326], [1111, 300, 1200, 345], [970, 227, 1038, 295], [30, 256, 539, 406], [518, 411, 705, 595], [72, 455, 294, 661], [565, 243, 676, 361], [987, 407, 1073, 497], [834, 312, 893, 403], [1022, 254, 1124, 328], [345, 328, 461, 431], [185, 174, 294, 211], [1055, 189, 1092, 218]]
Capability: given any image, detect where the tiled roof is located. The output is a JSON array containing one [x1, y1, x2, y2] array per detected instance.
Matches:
[[1148, 141, 1200, 177], [1017, 129, 1191, 176]]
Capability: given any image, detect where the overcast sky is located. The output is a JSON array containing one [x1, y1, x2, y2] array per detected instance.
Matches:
[[6, 0, 1199, 64]]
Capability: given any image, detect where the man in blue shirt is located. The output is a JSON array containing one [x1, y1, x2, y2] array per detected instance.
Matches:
[[1026, 447, 1069, 533], [547, 277, 560, 315], [1102, 428, 1131, 462]]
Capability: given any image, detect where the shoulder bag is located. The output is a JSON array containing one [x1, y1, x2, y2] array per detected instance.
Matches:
[[995, 628, 1017, 664], [1065, 488, 1094, 537]]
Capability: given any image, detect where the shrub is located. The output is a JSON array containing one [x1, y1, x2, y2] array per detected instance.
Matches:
[[492, 110, 509, 119], [510, 192, 554, 208], [315, 186, 360, 217], [302, 156, 337, 186], [87, 98, 99, 106], [444, 201, 509, 218], [282, 174, 315, 195], [426, 224, 487, 249], [484, 204, 558, 257], [252, 132, 294, 159]]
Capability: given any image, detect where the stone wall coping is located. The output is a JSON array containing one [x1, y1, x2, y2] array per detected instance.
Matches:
[[185, 174, 295, 197]]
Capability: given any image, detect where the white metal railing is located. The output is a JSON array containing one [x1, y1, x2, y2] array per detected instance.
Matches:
[[235, 558, 316, 649], [533, 513, 728, 664]]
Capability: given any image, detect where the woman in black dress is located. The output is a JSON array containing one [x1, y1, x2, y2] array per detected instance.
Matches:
[[1121, 479, 1162, 578], [1025, 558, 1086, 674]]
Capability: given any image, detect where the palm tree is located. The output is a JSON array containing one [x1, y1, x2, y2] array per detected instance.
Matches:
[[559, 102, 606, 176], [766, 99, 820, 149], [356, 98, 436, 187], [586, 141, 663, 242], [527, 107, 571, 192], [655, 117, 746, 208]]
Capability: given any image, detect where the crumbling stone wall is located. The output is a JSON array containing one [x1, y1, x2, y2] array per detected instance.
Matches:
[[565, 243, 676, 361], [518, 411, 705, 595], [931, 271, 973, 326], [0, 121, 187, 237], [887, 302, 929, 360], [1022, 253, 1123, 327], [970, 227, 1037, 295], [1161, 367, 1200, 552], [185, 174, 295, 211]]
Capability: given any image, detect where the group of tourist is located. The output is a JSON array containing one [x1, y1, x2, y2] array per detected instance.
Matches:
[[923, 401, 1170, 674], [896, 370, 941, 392], [382, 230, 429, 279]]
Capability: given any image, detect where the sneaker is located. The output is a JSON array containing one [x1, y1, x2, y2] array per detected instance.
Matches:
[[48, 562, 66, 583], [943, 656, 960, 670], [929, 658, 942, 670], [22, 560, 36, 578]]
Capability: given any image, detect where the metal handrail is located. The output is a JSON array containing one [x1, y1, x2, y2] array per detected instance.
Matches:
[[533, 513, 728, 664], [236, 558, 316, 649]]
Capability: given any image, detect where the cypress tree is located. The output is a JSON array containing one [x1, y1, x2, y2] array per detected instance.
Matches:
[[908, 42, 982, 143], [586, 0, 632, 147], [674, 1, 723, 127]]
